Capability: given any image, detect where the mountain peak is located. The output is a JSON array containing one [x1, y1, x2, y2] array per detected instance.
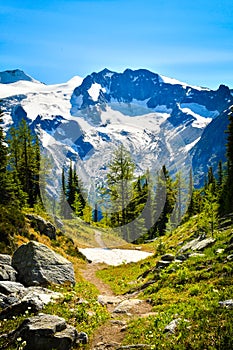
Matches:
[[0, 69, 38, 84]]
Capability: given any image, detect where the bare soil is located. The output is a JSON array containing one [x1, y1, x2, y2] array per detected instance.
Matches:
[[80, 261, 154, 350]]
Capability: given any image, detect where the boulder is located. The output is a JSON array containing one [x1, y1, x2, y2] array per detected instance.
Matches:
[[26, 214, 56, 240], [10, 314, 79, 350], [12, 241, 75, 287]]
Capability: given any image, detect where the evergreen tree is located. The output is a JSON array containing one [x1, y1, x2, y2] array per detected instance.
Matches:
[[222, 107, 233, 214], [8, 119, 41, 207], [59, 167, 70, 218], [107, 145, 135, 235], [151, 165, 177, 237]]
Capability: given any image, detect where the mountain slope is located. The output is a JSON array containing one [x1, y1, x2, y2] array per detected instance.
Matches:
[[0, 68, 232, 202]]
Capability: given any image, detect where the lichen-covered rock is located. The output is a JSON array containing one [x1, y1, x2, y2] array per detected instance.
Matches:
[[12, 241, 75, 287]]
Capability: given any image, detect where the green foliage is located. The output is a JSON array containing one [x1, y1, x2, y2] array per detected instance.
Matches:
[[8, 119, 42, 207], [97, 219, 233, 349]]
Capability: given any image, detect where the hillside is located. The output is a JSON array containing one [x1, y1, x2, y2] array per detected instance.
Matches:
[[0, 211, 232, 349]]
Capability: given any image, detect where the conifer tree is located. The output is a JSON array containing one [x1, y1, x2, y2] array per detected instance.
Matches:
[[8, 119, 41, 207], [151, 165, 177, 236], [222, 107, 233, 214], [107, 145, 135, 232]]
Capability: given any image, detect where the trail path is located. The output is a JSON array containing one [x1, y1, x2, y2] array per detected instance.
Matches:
[[79, 230, 155, 349], [94, 230, 107, 248]]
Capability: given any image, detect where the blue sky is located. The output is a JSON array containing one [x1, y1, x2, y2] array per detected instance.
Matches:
[[0, 0, 233, 89]]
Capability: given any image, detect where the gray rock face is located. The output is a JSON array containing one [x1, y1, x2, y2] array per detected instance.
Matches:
[[0, 254, 12, 265], [12, 241, 75, 287], [0, 264, 17, 282], [0, 286, 62, 318], [0, 254, 18, 282], [14, 314, 78, 350], [26, 214, 56, 239], [179, 236, 215, 253], [0, 281, 26, 295]]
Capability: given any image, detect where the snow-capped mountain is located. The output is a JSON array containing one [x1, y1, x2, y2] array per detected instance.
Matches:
[[0, 68, 232, 200]]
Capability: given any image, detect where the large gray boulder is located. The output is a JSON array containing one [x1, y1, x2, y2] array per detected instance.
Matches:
[[11, 314, 79, 350], [12, 241, 75, 287]]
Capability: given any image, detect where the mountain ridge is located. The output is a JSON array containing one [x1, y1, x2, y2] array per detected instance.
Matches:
[[0, 68, 232, 197]]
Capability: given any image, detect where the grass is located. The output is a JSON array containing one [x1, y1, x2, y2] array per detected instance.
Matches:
[[0, 280, 109, 350], [1, 210, 233, 349], [96, 218, 233, 349]]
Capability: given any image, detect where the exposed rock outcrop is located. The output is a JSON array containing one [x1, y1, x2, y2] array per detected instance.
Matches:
[[179, 236, 215, 253], [26, 214, 56, 240]]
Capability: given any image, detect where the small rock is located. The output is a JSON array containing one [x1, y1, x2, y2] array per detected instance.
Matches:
[[219, 299, 233, 309], [161, 254, 175, 261], [179, 237, 215, 253], [0, 281, 26, 295], [156, 260, 171, 269], [216, 248, 224, 254], [189, 253, 205, 258], [98, 295, 123, 306], [164, 318, 189, 334], [0, 264, 18, 282], [175, 254, 189, 261], [164, 318, 182, 334], [113, 299, 142, 314], [78, 331, 88, 344], [0, 254, 12, 265], [226, 254, 233, 261]]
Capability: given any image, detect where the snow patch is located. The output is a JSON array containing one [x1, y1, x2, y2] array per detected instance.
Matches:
[[79, 248, 153, 266], [159, 75, 209, 91], [88, 83, 105, 101], [184, 137, 201, 152], [180, 103, 219, 118]]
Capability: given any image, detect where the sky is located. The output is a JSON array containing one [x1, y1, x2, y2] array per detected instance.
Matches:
[[0, 0, 233, 89]]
